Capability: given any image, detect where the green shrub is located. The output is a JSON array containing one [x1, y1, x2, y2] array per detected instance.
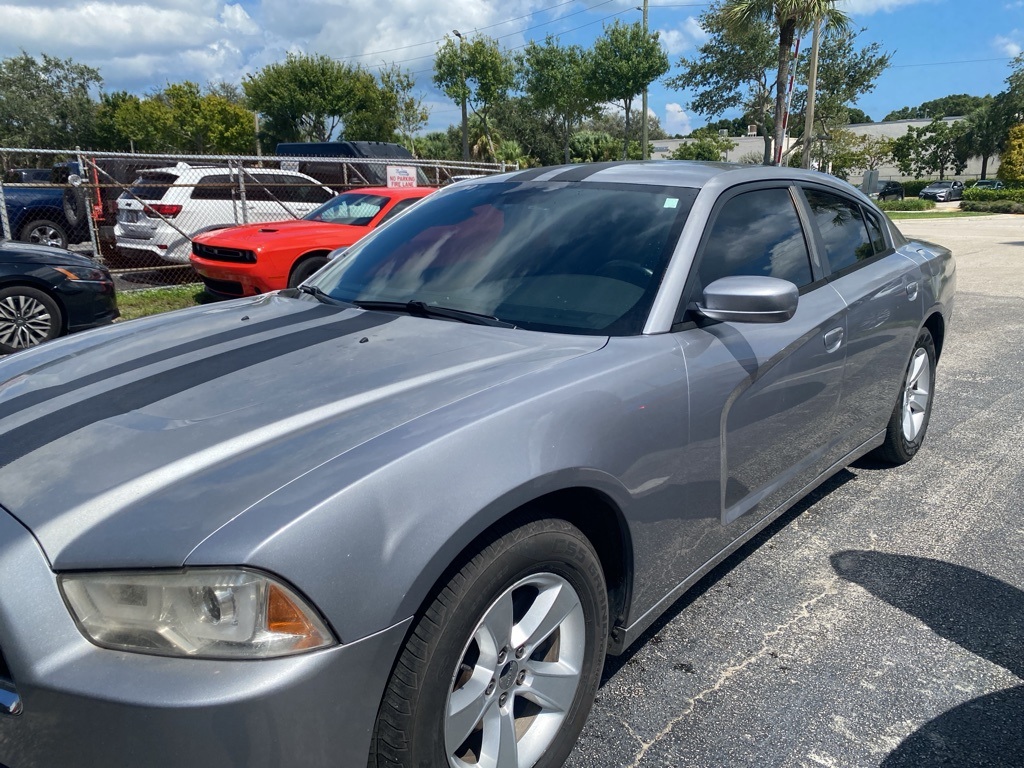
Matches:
[[962, 187, 1024, 203], [961, 200, 1024, 214], [878, 198, 935, 211]]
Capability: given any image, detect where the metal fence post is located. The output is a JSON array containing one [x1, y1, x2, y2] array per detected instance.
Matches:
[[0, 180, 11, 240], [235, 160, 249, 225], [76, 147, 100, 257]]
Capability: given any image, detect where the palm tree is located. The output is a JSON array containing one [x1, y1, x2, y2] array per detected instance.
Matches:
[[723, 0, 849, 165]]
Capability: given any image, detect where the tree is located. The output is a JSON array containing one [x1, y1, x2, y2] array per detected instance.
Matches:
[[586, 20, 669, 160], [996, 123, 1024, 182], [722, 0, 850, 165], [491, 96, 565, 167], [522, 37, 598, 164], [434, 35, 516, 162], [670, 128, 737, 160], [569, 130, 622, 162], [891, 118, 969, 179], [790, 27, 890, 140], [666, 2, 778, 163], [962, 97, 1007, 179], [705, 117, 752, 136], [0, 52, 101, 149], [845, 107, 871, 124], [108, 82, 255, 154], [884, 94, 990, 122], [379, 64, 429, 155], [244, 53, 390, 145]]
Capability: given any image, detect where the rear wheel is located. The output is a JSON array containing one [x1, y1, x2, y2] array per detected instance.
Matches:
[[288, 256, 328, 288], [371, 518, 609, 768], [20, 219, 68, 249], [872, 328, 936, 465], [0, 286, 63, 354]]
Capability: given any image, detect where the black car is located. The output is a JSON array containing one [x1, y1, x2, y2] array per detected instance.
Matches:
[[0, 241, 118, 354], [872, 180, 904, 201]]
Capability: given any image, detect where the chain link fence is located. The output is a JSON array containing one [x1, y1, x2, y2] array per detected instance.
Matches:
[[1, 147, 510, 290]]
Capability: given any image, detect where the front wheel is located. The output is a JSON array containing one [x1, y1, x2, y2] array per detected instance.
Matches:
[[288, 256, 328, 288], [0, 286, 63, 354], [371, 518, 609, 768], [872, 327, 936, 465], [20, 219, 68, 249]]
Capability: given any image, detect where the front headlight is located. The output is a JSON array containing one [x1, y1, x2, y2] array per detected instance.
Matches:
[[53, 265, 111, 283], [60, 568, 335, 659]]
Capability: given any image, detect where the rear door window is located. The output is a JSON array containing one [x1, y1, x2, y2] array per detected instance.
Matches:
[[191, 174, 237, 201], [802, 188, 875, 274], [125, 173, 178, 201]]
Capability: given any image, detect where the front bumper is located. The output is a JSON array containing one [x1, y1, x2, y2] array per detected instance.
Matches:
[[0, 510, 409, 768], [190, 255, 286, 297], [55, 279, 119, 333]]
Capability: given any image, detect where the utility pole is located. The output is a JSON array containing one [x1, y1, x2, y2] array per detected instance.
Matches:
[[801, 19, 822, 170], [453, 29, 469, 162], [641, 0, 649, 160]]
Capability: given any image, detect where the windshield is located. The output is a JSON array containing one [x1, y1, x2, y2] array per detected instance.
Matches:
[[930, 182, 952, 189], [308, 181, 695, 336], [304, 192, 391, 225]]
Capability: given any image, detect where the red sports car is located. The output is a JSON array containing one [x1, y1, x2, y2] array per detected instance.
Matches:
[[190, 186, 435, 297]]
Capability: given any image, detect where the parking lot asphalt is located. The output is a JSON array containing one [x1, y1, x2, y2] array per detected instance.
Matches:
[[567, 214, 1024, 768]]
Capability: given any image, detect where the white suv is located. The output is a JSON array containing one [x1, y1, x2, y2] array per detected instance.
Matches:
[[114, 163, 334, 264]]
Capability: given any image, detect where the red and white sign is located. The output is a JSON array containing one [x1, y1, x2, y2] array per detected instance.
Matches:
[[386, 165, 416, 188]]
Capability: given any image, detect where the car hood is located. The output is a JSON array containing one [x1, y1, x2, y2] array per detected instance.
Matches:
[[197, 219, 366, 247], [0, 240, 106, 269], [0, 293, 605, 569]]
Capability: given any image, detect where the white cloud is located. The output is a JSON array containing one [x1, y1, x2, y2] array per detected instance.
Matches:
[[664, 103, 691, 136], [994, 33, 1023, 57], [658, 17, 707, 57], [837, 0, 930, 13]]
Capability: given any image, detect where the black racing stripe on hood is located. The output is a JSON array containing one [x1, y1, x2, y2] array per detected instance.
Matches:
[[0, 312, 393, 470], [0, 302, 339, 422], [547, 161, 643, 182]]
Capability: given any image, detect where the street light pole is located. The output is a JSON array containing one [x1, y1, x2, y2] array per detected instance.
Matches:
[[453, 29, 469, 162], [801, 18, 822, 170], [641, 0, 649, 160]]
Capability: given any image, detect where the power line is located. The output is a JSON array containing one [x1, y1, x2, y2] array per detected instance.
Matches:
[[890, 56, 1013, 69]]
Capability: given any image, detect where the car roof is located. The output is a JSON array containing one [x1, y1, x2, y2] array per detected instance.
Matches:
[[134, 163, 322, 182], [339, 186, 436, 198], [474, 160, 857, 193]]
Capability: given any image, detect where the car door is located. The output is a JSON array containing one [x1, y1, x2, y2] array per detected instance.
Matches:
[[798, 185, 922, 450], [675, 183, 848, 535]]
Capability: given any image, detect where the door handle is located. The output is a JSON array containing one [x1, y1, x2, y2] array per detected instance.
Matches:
[[824, 327, 844, 353], [906, 281, 919, 301]]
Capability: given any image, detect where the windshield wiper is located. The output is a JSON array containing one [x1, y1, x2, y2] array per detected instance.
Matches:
[[298, 284, 352, 307], [352, 300, 516, 328]]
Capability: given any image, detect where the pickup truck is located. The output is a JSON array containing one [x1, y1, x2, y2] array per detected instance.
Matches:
[[1, 164, 89, 248]]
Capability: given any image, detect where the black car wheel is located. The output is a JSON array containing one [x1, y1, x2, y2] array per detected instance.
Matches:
[[288, 256, 329, 288], [63, 187, 88, 227], [370, 518, 609, 768], [872, 328, 936, 465], [0, 285, 64, 354], [20, 219, 69, 249]]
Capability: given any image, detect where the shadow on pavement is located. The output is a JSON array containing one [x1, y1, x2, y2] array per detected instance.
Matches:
[[830, 551, 1024, 767]]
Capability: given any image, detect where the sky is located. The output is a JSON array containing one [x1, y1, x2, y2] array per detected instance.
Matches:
[[0, 0, 1019, 137]]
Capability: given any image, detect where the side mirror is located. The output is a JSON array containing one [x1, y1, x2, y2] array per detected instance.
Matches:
[[696, 276, 799, 324]]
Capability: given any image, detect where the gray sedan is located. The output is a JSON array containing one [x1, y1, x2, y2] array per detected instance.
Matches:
[[0, 162, 954, 768]]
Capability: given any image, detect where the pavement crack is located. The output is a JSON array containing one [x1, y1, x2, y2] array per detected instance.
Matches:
[[624, 581, 839, 767]]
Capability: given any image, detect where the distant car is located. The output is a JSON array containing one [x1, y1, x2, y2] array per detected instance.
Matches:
[[190, 186, 435, 298], [971, 179, 1004, 190], [0, 240, 117, 354], [870, 180, 904, 201], [114, 163, 335, 265], [919, 180, 964, 202]]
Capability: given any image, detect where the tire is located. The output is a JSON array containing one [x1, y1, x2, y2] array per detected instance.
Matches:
[[288, 256, 329, 288], [370, 518, 609, 768], [872, 328, 936, 465], [0, 286, 64, 354], [63, 186, 88, 227], [20, 219, 68, 250]]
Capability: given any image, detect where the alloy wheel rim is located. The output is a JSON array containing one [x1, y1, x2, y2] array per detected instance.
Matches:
[[0, 294, 53, 349], [445, 572, 585, 768], [901, 347, 931, 442], [28, 225, 63, 248]]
